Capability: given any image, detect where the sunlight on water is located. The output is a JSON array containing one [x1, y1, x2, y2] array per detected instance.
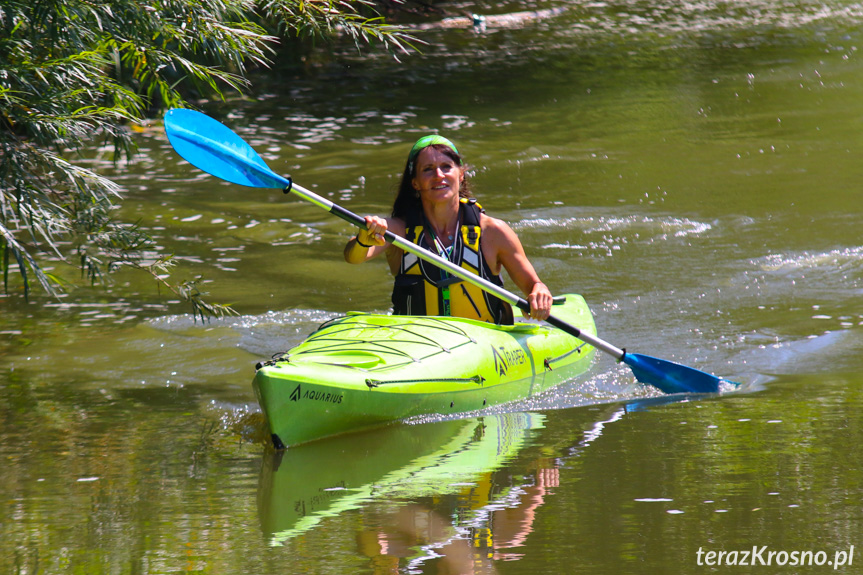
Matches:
[[404, 353, 670, 430], [566, 0, 863, 37], [518, 212, 713, 250], [759, 246, 863, 274]]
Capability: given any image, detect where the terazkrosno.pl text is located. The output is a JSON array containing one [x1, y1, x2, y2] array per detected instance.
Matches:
[[696, 546, 854, 569]]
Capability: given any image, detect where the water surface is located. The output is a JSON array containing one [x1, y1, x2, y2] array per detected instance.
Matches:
[[3, 1, 863, 573]]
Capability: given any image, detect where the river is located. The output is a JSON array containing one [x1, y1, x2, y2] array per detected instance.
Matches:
[[3, 1, 863, 573]]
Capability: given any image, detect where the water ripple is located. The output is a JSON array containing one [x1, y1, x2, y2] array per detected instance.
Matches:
[[515, 212, 713, 244], [758, 246, 863, 273]]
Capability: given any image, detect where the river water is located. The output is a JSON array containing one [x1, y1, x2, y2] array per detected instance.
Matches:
[[3, 1, 863, 573]]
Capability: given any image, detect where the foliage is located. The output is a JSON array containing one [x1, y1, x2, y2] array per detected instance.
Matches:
[[0, 0, 274, 317], [0, 0, 416, 319], [260, 0, 419, 58]]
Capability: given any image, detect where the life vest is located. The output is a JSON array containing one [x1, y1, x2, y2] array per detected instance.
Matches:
[[391, 198, 514, 324]]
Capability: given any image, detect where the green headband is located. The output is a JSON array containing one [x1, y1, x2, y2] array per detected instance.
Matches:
[[407, 135, 460, 170]]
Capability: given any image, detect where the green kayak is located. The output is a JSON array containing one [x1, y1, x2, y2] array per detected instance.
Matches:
[[253, 294, 596, 448]]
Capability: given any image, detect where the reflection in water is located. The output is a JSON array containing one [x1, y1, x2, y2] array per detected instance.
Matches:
[[258, 413, 543, 546], [258, 407, 627, 572]]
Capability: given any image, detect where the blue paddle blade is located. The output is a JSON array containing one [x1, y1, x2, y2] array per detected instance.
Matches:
[[622, 353, 729, 394], [164, 108, 289, 189]]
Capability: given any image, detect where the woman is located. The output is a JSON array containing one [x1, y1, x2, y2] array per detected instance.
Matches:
[[344, 135, 553, 323]]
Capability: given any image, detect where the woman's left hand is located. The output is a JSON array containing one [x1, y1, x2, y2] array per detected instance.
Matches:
[[526, 282, 553, 321]]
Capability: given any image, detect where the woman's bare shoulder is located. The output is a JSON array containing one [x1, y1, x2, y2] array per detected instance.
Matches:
[[479, 212, 517, 242]]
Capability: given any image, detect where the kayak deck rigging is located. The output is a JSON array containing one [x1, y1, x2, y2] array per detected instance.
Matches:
[[261, 313, 508, 372], [366, 375, 486, 389], [544, 344, 590, 370]]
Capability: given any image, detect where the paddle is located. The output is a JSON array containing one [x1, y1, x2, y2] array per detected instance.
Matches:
[[164, 108, 732, 394]]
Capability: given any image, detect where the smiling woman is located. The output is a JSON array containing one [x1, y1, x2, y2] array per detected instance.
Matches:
[[344, 135, 554, 324]]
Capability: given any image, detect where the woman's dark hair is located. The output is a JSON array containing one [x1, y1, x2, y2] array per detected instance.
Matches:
[[391, 144, 473, 220]]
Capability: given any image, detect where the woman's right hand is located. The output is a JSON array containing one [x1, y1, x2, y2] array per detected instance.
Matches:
[[346, 215, 389, 264], [358, 215, 388, 247]]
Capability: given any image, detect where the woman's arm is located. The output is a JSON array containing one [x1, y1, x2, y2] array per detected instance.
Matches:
[[481, 215, 553, 320]]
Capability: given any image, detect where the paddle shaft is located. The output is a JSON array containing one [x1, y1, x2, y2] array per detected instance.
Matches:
[[282, 180, 627, 361]]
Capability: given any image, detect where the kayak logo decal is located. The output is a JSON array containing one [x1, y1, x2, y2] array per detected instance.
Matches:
[[290, 383, 343, 405], [492, 345, 508, 376], [492, 344, 528, 377]]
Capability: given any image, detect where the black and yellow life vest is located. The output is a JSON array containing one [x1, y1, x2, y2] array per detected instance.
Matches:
[[391, 198, 514, 324]]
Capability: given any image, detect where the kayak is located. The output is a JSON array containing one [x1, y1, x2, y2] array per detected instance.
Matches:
[[252, 294, 596, 448]]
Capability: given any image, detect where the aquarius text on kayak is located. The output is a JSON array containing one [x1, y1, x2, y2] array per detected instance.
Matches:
[[290, 384, 344, 404]]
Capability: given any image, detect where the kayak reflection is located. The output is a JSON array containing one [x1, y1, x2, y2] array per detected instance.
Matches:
[[258, 412, 543, 547], [258, 405, 629, 571]]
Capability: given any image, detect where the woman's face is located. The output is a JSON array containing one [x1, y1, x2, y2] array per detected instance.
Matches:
[[411, 147, 463, 204]]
